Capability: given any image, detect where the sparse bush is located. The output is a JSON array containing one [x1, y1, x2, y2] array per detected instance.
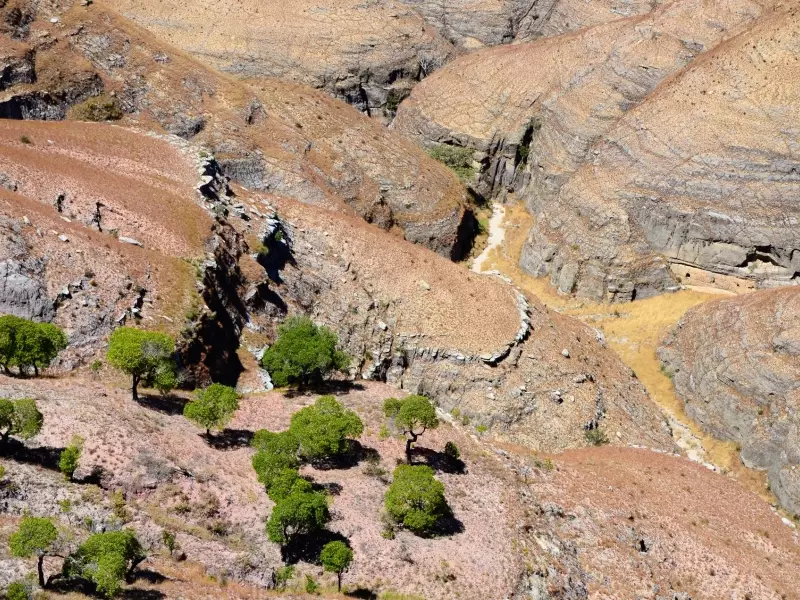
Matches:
[[304, 574, 319, 594], [289, 395, 363, 461], [384, 465, 449, 536], [383, 395, 439, 463], [320, 540, 353, 592], [0, 463, 6, 480], [260, 316, 350, 389], [266, 490, 330, 545], [584, 427, 609, 446], [183, 383, 240, 436], [70, 95, 123, 122], [59, 435, 84, 480], [0, 315, 67, 376], [273, 565, 295, 590], [110, 490, 129, 522], [19, 136, 32, 145], [475, 424, 488, 435], [90, 360, 103, 374], [0, 398, 43, 443], [443, 442, 460, 461], [63, 529, 145, 598], [9, 516, 59, 588], [106, 327, 177, 400], [427, 144, 475, 181], [162, 530, 177, 554], [5, 580, 29, 600]]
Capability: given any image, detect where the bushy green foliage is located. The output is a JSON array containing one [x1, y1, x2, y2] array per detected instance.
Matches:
[[0, 398, 43, 443], [106, 327, 177, 399], [273, 565, 295, 591], [383, 395, 439, 460], [260, 316, 350, 388], [251, 430, 300, 491], [63, 529, 145, 598], [59, 435, 84, 480], [9, 516, 58, 587], [183, 383, 239, 435], [584, 427, 609, 446], [427, 144, 476, 181], [289, 395, 363, 461], [5, 580, 29, 600], [385, 465, 448, 536], [304, 574, 319, 594], [161, 530, 177, 554], [266, 468, 313, 503], [266, 490, 330, 545], [443, 441, 460, 461], [0, 315, 67, 375], [320, 540, 353, 591], [70, 95, 123, 122]]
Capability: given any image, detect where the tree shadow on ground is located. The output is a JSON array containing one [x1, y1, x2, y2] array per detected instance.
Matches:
[[120, 589, 167, 600], [0, 438, 63, 472], [134, 393, 188, 416], [310, 440, 380, 471], [131, 569, 168, 585], [311, 481, 343, 496], [347, 589, 377, 599], [283, 380, 365, 399], [205, 428, 254, 450], [434, 511, 465, 537], [412, 447, 467, 475], [281, 530, 350, 565]]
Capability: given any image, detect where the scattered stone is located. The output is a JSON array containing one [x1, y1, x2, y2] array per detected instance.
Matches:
[[118, 237, 143, 247], [561, 348, 571, 358]]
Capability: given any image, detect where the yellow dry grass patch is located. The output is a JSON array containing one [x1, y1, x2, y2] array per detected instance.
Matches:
[[483, 202, 772, 502]]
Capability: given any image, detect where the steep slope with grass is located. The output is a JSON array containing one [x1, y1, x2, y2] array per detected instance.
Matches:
[[0, 0, 473, 259], [659, 287, 800, 515]]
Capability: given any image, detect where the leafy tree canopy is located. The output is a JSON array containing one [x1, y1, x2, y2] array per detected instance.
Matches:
[[63, 529, 145, 598], [267, 468, 313, 503], [106, 327, 177, 399], [289, 395, 363, 460], [0, 398, 43, 442], [260, 316, 350, 388], [385, 465, 448, 536], [0, 316, 67, 375], [383, 395, 439, 461], [320, 540, 353, 591], [183, 383, 240, 434], [9, 516, 58, 558], [266, 490, 330, 545], [251, 430, 300, 490]]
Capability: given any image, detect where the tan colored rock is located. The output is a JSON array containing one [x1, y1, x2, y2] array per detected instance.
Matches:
[[659, 287, 800, 514]]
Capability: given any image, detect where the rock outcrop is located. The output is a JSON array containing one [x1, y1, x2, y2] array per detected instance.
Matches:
[[659, 288, 800, 514], [0, 2, 474, 259], [394, 0, 798, 300]]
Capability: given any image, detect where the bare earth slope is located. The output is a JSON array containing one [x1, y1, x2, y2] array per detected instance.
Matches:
[[0, 0, 472, 258], [522, 2, 800, 300], [659, 287, 800, 515]]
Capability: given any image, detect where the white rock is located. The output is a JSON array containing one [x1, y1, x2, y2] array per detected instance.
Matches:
[[58, 234, 69, 242], [561, 348, 571, 358], [118, 237, 143, 247]]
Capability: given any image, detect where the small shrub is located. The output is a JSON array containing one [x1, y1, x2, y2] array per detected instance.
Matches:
[[320, 540, 353, 592], [59, 435, 84, 480], [90, 360, 103, 373], [273, 565, 295, 591], [304, 574, 319, 594], [110, 490, 129, 521], [443, 442, 460, 461], [427, 144, 475, 181], [19, 136, 32, 145], [584, 427, 609, 446], [0, 463, 6, 480], [162, 530, 177, 554], [70, 95, 123, 122], [6, 580, 29, 600], [59, 498, 73, 513], [0, 398, 43, 443], [475, 424, 488, 435]]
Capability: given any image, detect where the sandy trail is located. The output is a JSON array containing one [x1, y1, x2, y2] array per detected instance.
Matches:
[[471, 203, 506, 273]]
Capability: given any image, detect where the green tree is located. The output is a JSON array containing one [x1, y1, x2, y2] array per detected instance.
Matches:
[[0, 398, 43, 443], [63, 529, 145, 598], [14, 321, 67, 376], [320, 540, 353, 592], [260, 316, 350, 388], [0, 316, 67, 376], [289, 396, 363, 461], [59, 435, 84, 480], [106, 327, 177, 400], [266, 490, 330, 545], [251, 430, 300, 490], [9, 516, 59, 588], [383, 395, 439, 463], [183, 383, 239, 436], [385, 465, 448, 536], [266, 468, 313, 502]]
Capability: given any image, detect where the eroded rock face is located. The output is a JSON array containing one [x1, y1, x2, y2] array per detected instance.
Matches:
[[113, 0, 455, 117], [0, 258, 52, 321], [659, 288, 800, 514], [522, 3, 800, 300]]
